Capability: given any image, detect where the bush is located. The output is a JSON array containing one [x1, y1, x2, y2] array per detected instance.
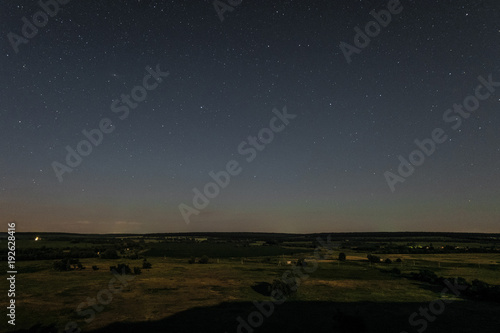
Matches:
[[92, 265, 99, 271], [133, 267, 142, 275], [413, 269, 438, 284], [101, 249, 119, 259], [199, 255, 209, 264], [53, 259, 69, 271], [142, 259, 152, 269], [338, 253, 346, 261], [396, 258, 402, 263], [188, 257, 196, 264], [367, 254, 381, 263], [110, 263, 132, 275], [271, 278, 297, 298], [53, 258, 83, 271], [296, 258, 307, 266], [407, 272, 500, 303], [385, 258, 392, 264]]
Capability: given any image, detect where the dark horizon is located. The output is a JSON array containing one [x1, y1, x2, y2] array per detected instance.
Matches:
[[11, 230, 500, 237]]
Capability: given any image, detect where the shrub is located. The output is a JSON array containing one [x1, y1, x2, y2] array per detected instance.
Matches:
[[53, 258, 82, 271], [188, 257, 196, 264], [101, 249, 119, 259], [271, 278, 297, 298], [92, 265, 99, 271], [199, 255, 209, 264], [133, 267, 142, 275], [110, 263, 132, 275], [142, 259, 152, 269], [367, 254, 381, 263], [338, 252, 346, 261], [396, 258, 402, 263], [385, 258, 392, 264], [53, 259, 69, 271], [414, 269, 438, 284], [296, 258, 307, 266]]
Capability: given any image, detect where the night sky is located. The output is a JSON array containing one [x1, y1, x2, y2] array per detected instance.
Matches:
[[1, 0, 499, 233]]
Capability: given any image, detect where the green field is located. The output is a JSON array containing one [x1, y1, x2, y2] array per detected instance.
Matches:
[[2, 233, 500, 332], [143, 242, 311, 258]]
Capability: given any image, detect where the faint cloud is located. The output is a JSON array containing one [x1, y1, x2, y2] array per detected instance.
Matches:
[[114, 221, 143, 226], [75, 220, 92, 225]]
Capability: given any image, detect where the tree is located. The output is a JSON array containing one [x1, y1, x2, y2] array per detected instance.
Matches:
[[101, 249, 119, 259], [338, 252, 347, 261]]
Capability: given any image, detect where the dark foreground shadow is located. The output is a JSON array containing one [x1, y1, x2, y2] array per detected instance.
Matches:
[[12, 300, 500, 333]]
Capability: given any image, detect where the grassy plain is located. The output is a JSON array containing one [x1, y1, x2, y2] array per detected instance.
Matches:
[[2, 233, 500, 332]]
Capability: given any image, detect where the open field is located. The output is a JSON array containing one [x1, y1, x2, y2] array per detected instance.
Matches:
[[2, 232, 500, 332]]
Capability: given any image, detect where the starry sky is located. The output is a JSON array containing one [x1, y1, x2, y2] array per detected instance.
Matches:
[[1, 0, 499, 234]]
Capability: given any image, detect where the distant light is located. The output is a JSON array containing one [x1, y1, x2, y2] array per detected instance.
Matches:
[[35, 237, 39, 241]]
